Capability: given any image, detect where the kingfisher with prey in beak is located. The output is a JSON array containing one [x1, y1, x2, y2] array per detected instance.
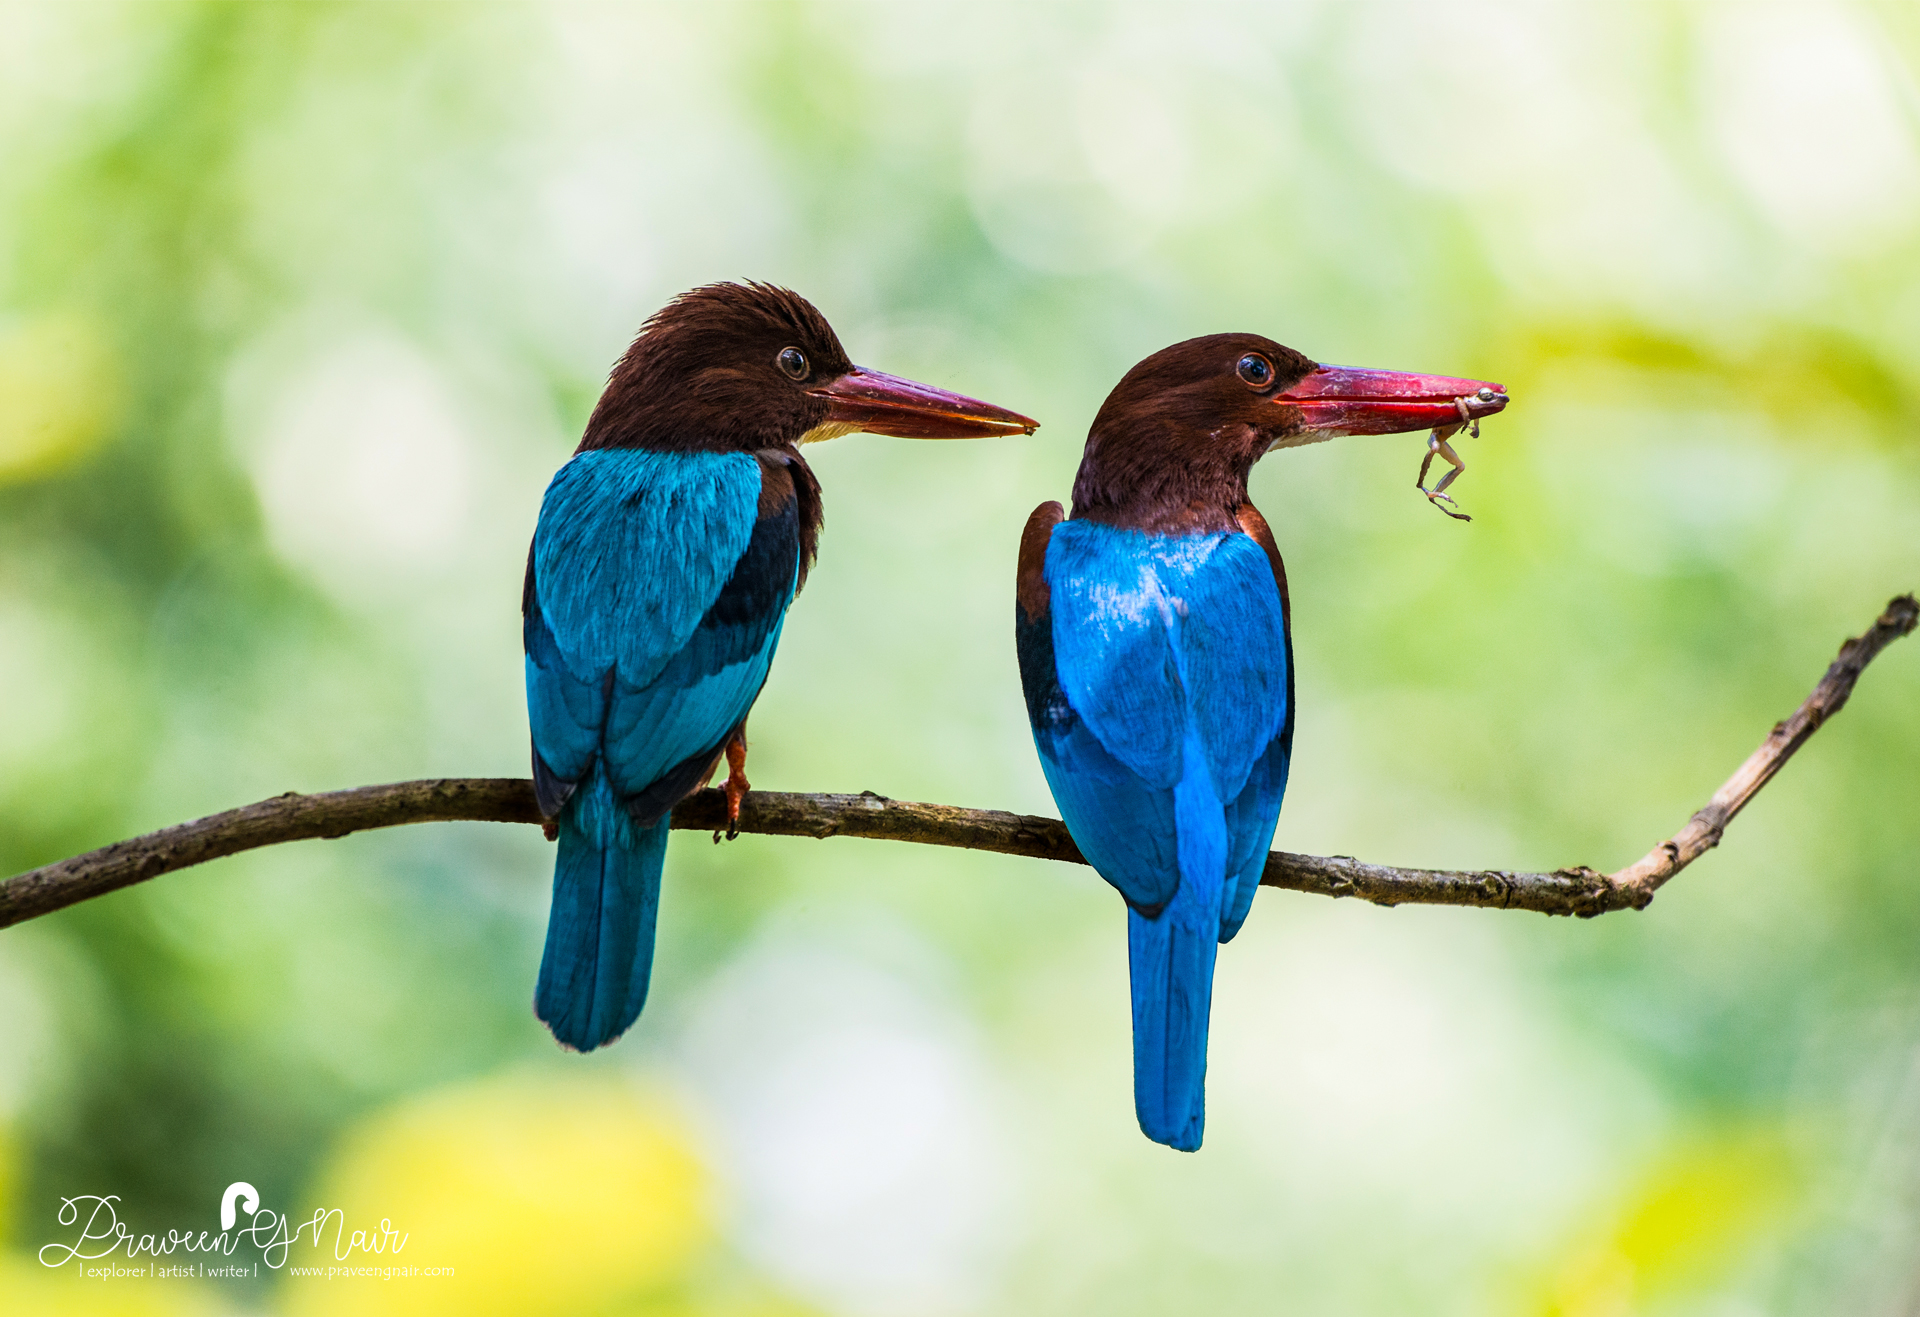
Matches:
[[527, 282, 1035, 1051], [1015, 336, 1506, 1149]]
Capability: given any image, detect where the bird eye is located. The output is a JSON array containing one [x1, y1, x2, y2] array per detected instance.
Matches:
[[777, 347, 809, 380], [1236, 354, 1273, 389]]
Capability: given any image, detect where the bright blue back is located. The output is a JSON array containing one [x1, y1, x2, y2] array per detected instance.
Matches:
[[525, 446, 798, 1050], [1039, 519, 1291, 928], [1020, 516, 1293, 1148], [526, 448, 787, 797], [534, 448, 760, 671]]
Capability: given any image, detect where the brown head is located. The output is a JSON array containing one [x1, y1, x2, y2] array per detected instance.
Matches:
[[578, 281, 1037, 453], [1071, 333, 1507, 531]]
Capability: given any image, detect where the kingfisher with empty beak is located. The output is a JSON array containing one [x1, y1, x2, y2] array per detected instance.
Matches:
[[1016, 336, 1506, 1149], [526, 282, 1035, 1051]]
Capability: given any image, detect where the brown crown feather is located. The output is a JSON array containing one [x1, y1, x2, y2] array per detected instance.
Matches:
[[577, 281, 854, 454], [1070, 333, 1316, 533]]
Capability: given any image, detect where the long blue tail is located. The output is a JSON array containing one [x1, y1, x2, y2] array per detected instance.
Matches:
[[535, 766, 667, 1051], [1127, 757, 1228, 1151]]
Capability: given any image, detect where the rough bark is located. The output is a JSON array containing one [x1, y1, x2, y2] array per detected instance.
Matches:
[[3, 594, 1912, 931]]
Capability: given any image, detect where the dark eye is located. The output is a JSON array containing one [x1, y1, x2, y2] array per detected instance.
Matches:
[[777, 347, 809, 380], [1237, 354, 1273, 389]]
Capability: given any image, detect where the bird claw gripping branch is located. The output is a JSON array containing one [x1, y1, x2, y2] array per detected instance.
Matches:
[[1417, 391, 1494, 522], [721, 729, 750, 842], [524, 281, 1037, 1054]]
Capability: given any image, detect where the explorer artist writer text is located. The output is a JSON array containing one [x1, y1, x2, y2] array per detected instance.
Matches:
[[38, 1181, 409, 1271]]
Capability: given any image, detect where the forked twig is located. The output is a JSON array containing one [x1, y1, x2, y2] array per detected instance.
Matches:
[[2, 595, 1913, 929]]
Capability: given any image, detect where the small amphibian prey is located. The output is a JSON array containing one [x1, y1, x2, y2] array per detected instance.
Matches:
[[1015, 336, 1507, 1149], [1416, 387, 1502, 521]]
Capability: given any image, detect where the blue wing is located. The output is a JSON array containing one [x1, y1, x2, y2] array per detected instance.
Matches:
[[525, 448, 798, 822], [524, 447, 801, 1051], [1219, 729, 1289, 942], [1217, 503, 1293, 941], [1015, 508, 1291, 1148], [1028, 518, 1290, 920], [1015, 504, 1180, 913]]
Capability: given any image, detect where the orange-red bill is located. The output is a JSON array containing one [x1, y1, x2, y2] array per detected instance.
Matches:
[[1275, 363, 1509, 438], [810, 367, 1038, 440]]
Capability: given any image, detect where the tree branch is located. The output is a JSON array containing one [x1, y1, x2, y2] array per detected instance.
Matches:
[[3, 594, 1913, 931]]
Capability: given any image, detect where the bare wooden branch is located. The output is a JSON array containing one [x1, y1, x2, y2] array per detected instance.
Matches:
[[3, 594, 1912, 931], [1603, 591, 1919, 905]]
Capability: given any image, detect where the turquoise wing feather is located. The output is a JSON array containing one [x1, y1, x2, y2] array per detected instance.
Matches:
[[1017, 517, 1290, 1149], [525, 447, 798, 1050]]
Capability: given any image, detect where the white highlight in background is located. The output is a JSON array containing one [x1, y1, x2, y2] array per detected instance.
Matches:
[[241, 328, 473, 593], [676, 912, 1016, 1317]]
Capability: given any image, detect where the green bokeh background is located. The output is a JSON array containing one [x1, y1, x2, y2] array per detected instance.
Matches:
[[2, 2, 1917, 1314]]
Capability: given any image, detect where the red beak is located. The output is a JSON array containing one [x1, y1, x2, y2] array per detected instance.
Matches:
[[809, 367, 1038, 440], [1275, 364, 1509, 438]]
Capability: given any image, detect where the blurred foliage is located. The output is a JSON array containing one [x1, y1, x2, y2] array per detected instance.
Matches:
[[1536, 1127, 1801, 1316], [0, 2, 1917, 1315], [281, 1074, 712, 1317]]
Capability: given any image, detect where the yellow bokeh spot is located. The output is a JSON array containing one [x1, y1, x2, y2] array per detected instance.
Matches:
[[0, 1254, 219, 1317], [0, 1123, 15, 1249], [0, 313, 122, 484], [1539, 1128, 1799, 1317], [280, 1072, 711, 1317], [622, 1297, 833, 1317], [636, 1298, 830, 1317]]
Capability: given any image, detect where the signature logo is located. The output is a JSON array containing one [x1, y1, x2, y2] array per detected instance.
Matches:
[[38, 1181, 409, 1273]]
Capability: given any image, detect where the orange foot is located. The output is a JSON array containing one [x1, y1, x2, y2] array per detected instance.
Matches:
[[723, 727, 750, 840]]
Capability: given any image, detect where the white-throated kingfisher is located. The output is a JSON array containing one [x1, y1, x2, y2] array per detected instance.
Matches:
[[527, 282, 1035, 1051], [1015, 336, 1507, 1149]]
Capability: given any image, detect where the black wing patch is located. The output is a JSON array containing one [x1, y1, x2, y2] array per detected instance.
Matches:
[[523, 456, 803, 827], [620, 719, 743, 828], [1015, 501, 1070, 736], [655, 483, 799, 689], [532, 742, 577, 818]]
